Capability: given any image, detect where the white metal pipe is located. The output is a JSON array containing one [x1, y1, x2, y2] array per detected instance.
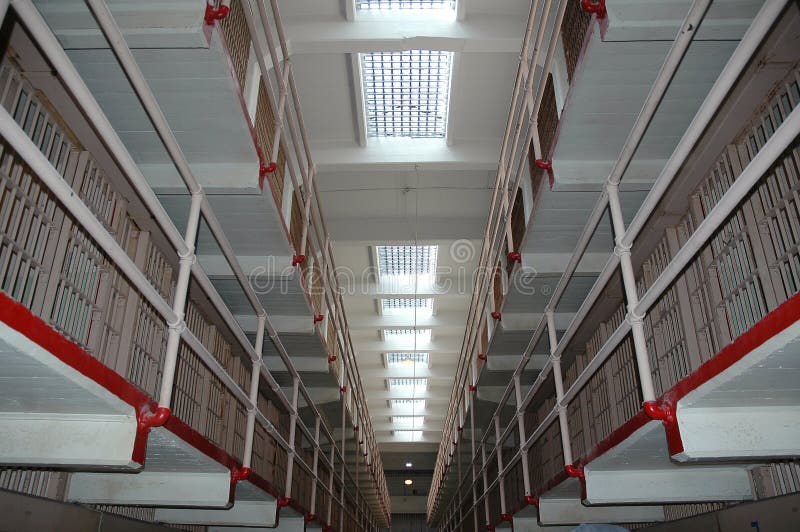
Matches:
[[623, 0, 790, 247], [243, 315, 266, 469], [158, 192, 203, 409], [546, 309, 573, 465], [607, 183, 657, 402]]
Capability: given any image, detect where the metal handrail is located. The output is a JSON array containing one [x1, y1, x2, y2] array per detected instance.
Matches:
[[6, 0, 387, 525], [429, 0, 790, 523]]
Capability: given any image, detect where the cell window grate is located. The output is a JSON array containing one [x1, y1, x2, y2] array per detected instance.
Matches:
[[361, 51, 453, 138]]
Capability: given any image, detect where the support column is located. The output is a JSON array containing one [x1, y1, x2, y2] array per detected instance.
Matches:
[[546, 310, 573, 467], [607, 183, 657, 403]]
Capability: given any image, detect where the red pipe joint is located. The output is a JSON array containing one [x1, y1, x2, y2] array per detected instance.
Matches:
[[322, 526, 333, 532], [292, 254, 306, 267], [458, 426, 463, 433], [277, 497, 292, 508], [501, 513, 513, 522], [354, 425, 359, 433], [643, 401, 675, 424], [231, 467, 251, 482], [138, 406, 170, 432], [204, 3, 230, 25], [340, 385, 348, 393], [507, 251, 522, 263], [313, 314, 325, 324], [534, 159, 552, 171], [469, 384, 477, 392], [327, 355, 337, 362], [305, 514, 316, 523], [564, 464, 585, 480], [581, 0, 607, 18], [478, 353, 487, 361], [485, 525, 496, 531], [491, 311, 502, 320], [260, 162, 277, 177], [524, 495, 539, 507]]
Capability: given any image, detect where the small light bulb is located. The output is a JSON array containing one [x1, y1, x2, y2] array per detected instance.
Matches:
[[404, 479, 413, 486], [405, 462, 413, 468]]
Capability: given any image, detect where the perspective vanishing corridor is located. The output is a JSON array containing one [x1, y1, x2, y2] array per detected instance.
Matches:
[[0, 1, 799, 531]]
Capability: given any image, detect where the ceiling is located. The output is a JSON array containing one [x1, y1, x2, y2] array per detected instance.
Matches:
[[276, 0, 530, 463]]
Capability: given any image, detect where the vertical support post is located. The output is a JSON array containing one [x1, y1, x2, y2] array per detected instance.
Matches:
[[495, 416, 507, 517], [514, 375, 532, 497], [481, 442, 490, 526], [284, 376, 300, 502], [546, 309, 573, 466], [243, 314, 267, 470], [158, 192, 202, 411], [470, 385, 479, 532], [309, 416, 321, 519], [327, 444, 335, 526], [269, 65, 291, 165], [607, 183, 657, 403]]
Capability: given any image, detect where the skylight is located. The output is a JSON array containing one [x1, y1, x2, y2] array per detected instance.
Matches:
[[357, 0, 455, 10], [394, 430, 424, 442], [361, 51, 453, 138], [381, 297, 434, 318], [376, 245, 438, 276], [388, 377, 428, 393], [392, 416, 425, 429], [386, 352, 430, 367], [383, 328, 432, 344], [390, 399, 426, 409]]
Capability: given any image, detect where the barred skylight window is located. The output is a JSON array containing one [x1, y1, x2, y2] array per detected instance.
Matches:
[[376, 245, 438, 280], [383, 328, 432, 344], [357, 1, 455, 10], [394, 430, 424, 442], [390, 399, 426, 410], [388, 377, 428, 393], [392, 416, 425, 429], [361, 51, 453, 138], [381, 297, 434, 318], [386, 352, 430, 367]]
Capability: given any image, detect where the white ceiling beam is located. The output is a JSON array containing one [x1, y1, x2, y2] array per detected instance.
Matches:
[[312, 138, 500, 172], [348, 53, 368, 147], [284, 15, 527, 55]]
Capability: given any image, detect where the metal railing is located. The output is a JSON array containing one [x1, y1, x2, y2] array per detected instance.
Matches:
[[429, 0, 795, 526], [0, 0, 389, 527]]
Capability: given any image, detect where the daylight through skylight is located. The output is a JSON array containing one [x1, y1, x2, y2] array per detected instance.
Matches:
[[361, 51, 453, 138], [376, 245, 438, 277], [393, 430, 424, 442], [390, 399, 426, 410], [357, 0, 455, 10], [392, 416, 425, 429], [386, 352, 430, 367], [383, 328, 432, 344], [389, 377, 428, 393], [381, 297, 434, 318]]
